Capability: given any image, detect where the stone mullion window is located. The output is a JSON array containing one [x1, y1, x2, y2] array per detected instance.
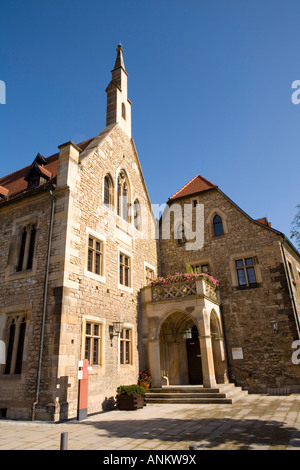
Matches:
[[119, 253, 131, 287], [235, 258, 257, 287], [87, 237, 103, 276], [120, 328, 132, 365], [84, 322, 102, 366]]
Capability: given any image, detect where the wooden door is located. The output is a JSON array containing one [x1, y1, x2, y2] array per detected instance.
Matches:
[[186, 337, 203, 385]]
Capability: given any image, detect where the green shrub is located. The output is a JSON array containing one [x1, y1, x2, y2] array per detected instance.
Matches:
[[116, 384, 146, 396]]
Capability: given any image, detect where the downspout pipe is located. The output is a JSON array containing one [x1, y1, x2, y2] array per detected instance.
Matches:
[[32, 186, 56, 421], [281, 237, 300, 338]]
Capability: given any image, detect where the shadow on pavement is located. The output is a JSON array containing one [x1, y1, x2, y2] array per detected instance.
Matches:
[[81, 417, 300, 449]]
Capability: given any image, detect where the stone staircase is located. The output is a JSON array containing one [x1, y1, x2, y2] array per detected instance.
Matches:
[[145, 383, 248, 405]]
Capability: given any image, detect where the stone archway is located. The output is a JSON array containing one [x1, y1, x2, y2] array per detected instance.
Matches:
[[159, 311, 202, 385]]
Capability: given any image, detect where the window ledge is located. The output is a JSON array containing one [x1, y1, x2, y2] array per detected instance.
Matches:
[[235, 283, 261, 291], [84, 268, 106, 284], [0, 374, 22, 380], [118, 283, 133, 294], [5, 268, 36, 282], [212, 234, 226, 239]]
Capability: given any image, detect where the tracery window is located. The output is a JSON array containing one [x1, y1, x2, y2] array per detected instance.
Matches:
[[16, 223, 37, 272], [3, 315, 27, 375]]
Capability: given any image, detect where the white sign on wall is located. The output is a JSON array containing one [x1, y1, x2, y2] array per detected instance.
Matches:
[[232, 347, 243, 360]]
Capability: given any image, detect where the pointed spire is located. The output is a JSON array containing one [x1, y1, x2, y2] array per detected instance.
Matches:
[[106, 44, 131, 137], [113, 43, 126, 72]]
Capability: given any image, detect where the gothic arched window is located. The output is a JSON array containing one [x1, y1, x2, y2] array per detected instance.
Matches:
[[104, 174, 113, 207], [213, 215, 224, 236]]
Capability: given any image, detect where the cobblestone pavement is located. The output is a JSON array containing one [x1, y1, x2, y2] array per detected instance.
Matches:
[[1, 394, 300, 451]]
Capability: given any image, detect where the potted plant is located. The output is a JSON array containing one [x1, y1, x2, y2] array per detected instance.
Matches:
[[138, 369, 152, 389], [116, 384, 146, 410]]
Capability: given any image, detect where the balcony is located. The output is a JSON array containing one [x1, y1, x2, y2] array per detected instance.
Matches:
[[142, 273, 220, 304]]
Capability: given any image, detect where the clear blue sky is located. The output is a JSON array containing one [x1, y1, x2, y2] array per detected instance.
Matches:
[[1, 0, 299, 243]]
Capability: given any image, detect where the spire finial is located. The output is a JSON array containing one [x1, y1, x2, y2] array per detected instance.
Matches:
[[113, 43, 125, 71]]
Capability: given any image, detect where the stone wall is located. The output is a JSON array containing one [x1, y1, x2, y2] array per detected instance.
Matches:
[[0, 191, 54, 419]]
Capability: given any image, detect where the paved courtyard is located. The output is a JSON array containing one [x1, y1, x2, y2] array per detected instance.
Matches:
[[1, 393, 300, 451]]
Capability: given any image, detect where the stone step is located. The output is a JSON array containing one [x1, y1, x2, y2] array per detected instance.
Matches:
[[145, 397, 234, 404], [146, 392, 229, 399], [145, 383, 248, 405]]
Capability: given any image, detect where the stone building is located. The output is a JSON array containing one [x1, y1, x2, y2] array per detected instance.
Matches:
[[0, 45, 299, 421]]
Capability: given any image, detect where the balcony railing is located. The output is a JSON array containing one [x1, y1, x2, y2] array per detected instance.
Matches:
[[150, 276, 219, 303], [152, 280, 197, 302]]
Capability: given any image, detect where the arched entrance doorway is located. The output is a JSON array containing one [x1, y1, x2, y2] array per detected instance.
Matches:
[[159, 311, 203, 385]]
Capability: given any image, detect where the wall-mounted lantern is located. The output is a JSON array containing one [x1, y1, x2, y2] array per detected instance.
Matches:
[[109, 321, 124, 340]]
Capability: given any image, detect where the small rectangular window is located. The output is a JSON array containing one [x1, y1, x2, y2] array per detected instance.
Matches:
[[145, 266, 154, 285], [191, 264, 210, 274]]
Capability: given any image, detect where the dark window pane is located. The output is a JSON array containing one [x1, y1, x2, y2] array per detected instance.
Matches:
[[95, 253, 100, 275], [17, 229, 27, 272], [120, 343, 124, 364], [104, 177, 110, 206], [5, 321, 15, 374], [15, 319, 26, 374], [213, 215, 224, 236], [245, 258, 254, 266], [88, 250, 93, 271], [247, 267, 257, 284], [93, 338, 99, 364], [26, 227, 36, 270], [85, 337, 90, 361], [125, 341, 130, 364], [125, 267, 129, 286], [235, 259, 244, 268], [86, 323, 91, 335], [237, 269, 247, 286]]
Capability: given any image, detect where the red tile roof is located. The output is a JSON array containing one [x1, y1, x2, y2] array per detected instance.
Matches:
[[0, 137, 94, 203], [169, 174, 217, 201]]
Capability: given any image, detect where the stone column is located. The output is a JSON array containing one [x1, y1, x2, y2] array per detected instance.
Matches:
[[199, 334, 217, 388], [148, 339, 162, 388]]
